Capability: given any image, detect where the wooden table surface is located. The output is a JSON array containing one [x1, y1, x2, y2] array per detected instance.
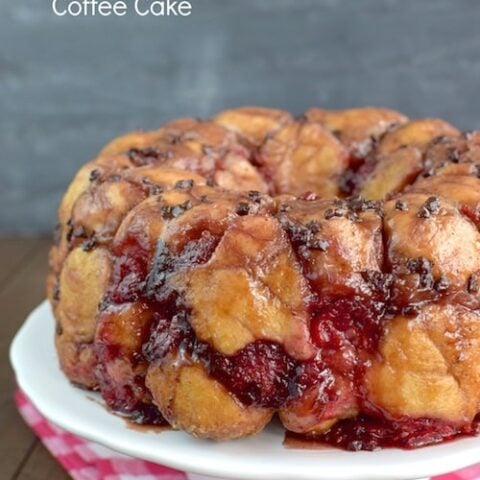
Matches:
[[1, 237, 70, 480]]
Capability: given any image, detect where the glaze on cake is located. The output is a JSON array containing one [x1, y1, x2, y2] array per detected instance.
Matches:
[[48, 107, 480, 450]]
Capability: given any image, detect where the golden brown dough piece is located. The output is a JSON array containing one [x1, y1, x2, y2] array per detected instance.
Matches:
[[277, 197, 386, 434], [172, 214, 314, 359], [359, 119, 460, 200], [55, 246, 112, 388], [49, 116, 268, 306], [50, 169, 206, 389], [258, 119, 349, 196], [146, 358, 273, 439], [384, 193, 480, 310], [94, 186, 284, 431], [367, 304, 480, 424], [49, 105, 480, 449], [305, 106, 407, 157], [214, 106, 293, 148]]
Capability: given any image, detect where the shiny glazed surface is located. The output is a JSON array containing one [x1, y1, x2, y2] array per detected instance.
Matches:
[[48, 106, 480, 449]]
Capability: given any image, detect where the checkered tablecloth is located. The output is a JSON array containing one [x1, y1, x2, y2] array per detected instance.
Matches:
[[15, 390, 480, 480]]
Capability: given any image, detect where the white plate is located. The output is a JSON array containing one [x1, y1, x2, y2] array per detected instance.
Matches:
[[9, 301, 480, 480]]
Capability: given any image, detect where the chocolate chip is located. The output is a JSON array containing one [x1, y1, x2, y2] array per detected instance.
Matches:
[[279, 203, 292, 213], [98, 298, 109, 312], [425, 196, 441, 214], [346, 211, 360, 222], [172, 201, 192, 217], [145, 241, 171, 297], [174, 179, 195, 190], [53, 282, 60, 301], [417, 206, 431, 218], [361, 270, 394, 293], [55, 322, 63, 335], [248, 190, 262, 201], [305, 220, 320, 233], [395, 200, 408, 211], [417, 196, 440, 218], [81, 237, 97, 252], [324, 208, 336, 220], [407, 257, 434, 289], [298, 245, 311, 259], [236, 202, 250, 216], [422, 166, 435, 178], [66, 219, 74, 242], [161, 200, 193, 220], [447, 147, 460, 163], [89, 169, 101, 182], [434, 276, 450, 292], [280, 217, 328, 253], [127, 147, 162, 166], [402, 304, 420, 316], [310, 239, 329, 251], [467, 274, 480, 293], [142, 178, 164, 196]]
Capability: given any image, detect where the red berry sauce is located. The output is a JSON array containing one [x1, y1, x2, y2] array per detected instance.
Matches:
[[286, 414, 480, 451], [95, 207, 480, 449]]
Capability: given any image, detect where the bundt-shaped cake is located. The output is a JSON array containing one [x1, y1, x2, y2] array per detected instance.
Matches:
[[48, 106, 480, 450]]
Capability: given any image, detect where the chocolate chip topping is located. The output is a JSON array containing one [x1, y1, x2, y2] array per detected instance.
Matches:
[[248, 190, 262, 202], [52, 282, 61, 301], [361, 270, 394, 295], [161, 200, 193, 220], [279, 216, 329, 258], [89, 168, 101, 182], [447, 147, 460, 163], [279, 203, 292, 213], [467, 274, 480, 293], [434, 276, 450, 292], [174, 179, 195, 190], [236, 202, 250, 216], [81, 237, 97, 252], [127, 147, 164, 166], [417, 196, 440, 218], [407, 257, 434, 289], [142, 178, 164, 196]]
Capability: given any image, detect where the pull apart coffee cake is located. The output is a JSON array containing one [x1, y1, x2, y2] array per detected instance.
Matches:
[[48, 106, 480, 450]]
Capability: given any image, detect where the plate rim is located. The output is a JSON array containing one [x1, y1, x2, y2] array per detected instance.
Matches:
[[10, 300, 480, 480]]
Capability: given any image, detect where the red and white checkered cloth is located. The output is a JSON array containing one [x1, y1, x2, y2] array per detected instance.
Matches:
[[15, 390, 480, 480]]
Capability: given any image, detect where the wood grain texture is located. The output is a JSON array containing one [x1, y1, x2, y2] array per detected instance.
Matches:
[[1, 0, 480, 233], [14, 442, 70, 480], [0, 238, 68, 479]]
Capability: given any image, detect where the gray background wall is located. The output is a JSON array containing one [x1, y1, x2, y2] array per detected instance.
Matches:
[[2, 0, 480, 234]]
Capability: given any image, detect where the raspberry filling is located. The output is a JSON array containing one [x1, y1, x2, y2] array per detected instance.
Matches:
[[96, 218, 480, 449], [287, 414, 480, 451]]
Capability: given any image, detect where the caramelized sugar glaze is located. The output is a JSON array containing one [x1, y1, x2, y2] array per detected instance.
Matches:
[[48, 107, 480, 449]]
